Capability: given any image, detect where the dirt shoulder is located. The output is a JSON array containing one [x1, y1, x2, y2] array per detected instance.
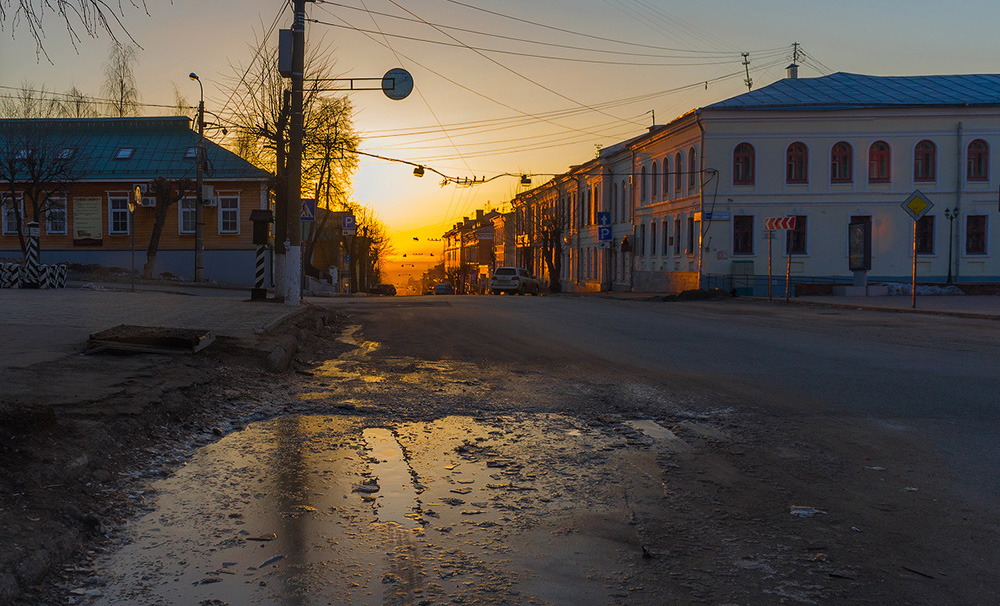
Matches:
[[0, 305, 343, 605]]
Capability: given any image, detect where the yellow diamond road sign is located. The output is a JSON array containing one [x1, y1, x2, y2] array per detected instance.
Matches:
[[902, 190, 933, 221]]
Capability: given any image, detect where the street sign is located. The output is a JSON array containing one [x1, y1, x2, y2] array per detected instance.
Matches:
[[382, 68, 414, 101], [596, 211, 611, 226], [764, 217, 796, 230], [342, 214, 356, 235], [901, 190, 933, 221], [704, 212, 731, 221], [598, 225, 612, 242], [300, 199, 316, 222]]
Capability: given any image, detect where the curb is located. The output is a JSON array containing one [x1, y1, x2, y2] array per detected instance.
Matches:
[[743, 296, 1000, 320]]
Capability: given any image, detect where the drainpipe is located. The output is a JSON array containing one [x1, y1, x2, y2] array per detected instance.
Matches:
[[955, 122, 963, 283], [629, 149, 636, 292], [696, 109, 706, 288]]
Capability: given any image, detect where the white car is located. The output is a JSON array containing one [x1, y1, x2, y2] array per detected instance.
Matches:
[[490, 267, 541, 295]]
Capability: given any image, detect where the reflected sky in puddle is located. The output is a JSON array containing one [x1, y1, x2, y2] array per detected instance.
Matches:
[[85, 414, 641, 605]]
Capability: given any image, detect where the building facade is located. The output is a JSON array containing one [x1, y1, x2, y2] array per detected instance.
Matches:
[[0, 117, 270, 286]]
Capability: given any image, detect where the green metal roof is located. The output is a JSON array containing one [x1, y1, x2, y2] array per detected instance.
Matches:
[[0, 116, 270, 181]]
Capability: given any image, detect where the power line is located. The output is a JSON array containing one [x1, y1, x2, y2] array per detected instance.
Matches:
[[216, 1, 290, 119]]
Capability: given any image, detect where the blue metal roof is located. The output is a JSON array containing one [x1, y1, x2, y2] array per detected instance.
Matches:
[[704, 72, 1000, 111], [0, 117, 270, 181]]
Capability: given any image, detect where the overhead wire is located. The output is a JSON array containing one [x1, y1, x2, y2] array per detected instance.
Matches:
[[215, 1, 290, 118]]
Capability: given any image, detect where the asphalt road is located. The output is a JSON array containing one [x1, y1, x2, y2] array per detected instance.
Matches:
[[329, 295, 1000, 504]]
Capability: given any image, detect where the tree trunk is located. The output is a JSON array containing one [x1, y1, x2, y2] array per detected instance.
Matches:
[[143, 205, 168, 278]]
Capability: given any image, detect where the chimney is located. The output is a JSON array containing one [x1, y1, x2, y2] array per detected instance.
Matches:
[[476, 209, 484, 222], [786, 63, 799, 79]]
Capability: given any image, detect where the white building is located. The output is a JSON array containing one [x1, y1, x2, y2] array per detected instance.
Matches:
[[514, 69, 1000, 293]]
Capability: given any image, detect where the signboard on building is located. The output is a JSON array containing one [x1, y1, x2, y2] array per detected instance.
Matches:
[[72, 197, 103, 246], [848, 220, 872, 271]]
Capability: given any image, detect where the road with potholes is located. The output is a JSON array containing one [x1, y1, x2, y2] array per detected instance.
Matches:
[[52, 295, 1000, 605]]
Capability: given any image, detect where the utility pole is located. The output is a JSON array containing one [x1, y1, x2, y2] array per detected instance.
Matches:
[[191, 74, 206, 282], [792, 41, 801, 64], [284, 0, 311, 305], [742, 52, 752, 92]]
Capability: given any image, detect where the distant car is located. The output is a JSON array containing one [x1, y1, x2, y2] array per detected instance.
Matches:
[[433, 283, 455, 295], [490, 267, 541, 295], [369, 283, 396, 296]]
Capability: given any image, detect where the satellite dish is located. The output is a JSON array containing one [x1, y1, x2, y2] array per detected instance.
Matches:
[[382, 68, 413, 101]]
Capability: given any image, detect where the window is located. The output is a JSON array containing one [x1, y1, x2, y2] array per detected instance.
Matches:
[[786, 142, 808, 183], [831, 142, 852, 183], [219, 195, 240, 234], [115, 147, 134, 160], [46, 197, 67, 235], [663, 220, 670, 255], [686, 216, 695, 254], [108, 196, 130, 235], [786, 216, 807, 255], [651, 161, 658, 198], [57, 148, 75, 160], [966, 215, 987, 255], [688, 147, 697, 189], [674, 153, 683, 194], [650, 222, 657, 256], [868, 141, 891, 182], [184, 147, 199, 159], [733, 143, 755, 185], [621, 181, 627, 222], [673, 217, 681, 254], [662, 159, 669, 196], [2, 195, 23, 235], [179, 197, 196, 234], [967, 139, 989, 181], [733, 215, 754, 255], [610, 186, 616, 223], [640, 165, 647, 202], [916, 215, 935, 254], [639, 223, 646, 256], [914, 140, 936, 182]]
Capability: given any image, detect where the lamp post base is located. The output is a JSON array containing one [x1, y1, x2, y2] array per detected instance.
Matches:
[[251, 288, 268, 301]]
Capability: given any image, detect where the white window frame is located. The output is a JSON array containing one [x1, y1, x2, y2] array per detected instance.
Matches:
[[217, 193, 240, 235], [2, 194, 24, 236], [178, 197, 196, 234], [46, 196, 68, 235], [108, 195, 130, 235]]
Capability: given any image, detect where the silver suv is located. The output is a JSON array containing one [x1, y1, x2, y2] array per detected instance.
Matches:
[[490, 267, 541, 295]]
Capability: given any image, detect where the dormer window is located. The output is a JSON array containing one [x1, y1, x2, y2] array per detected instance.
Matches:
[[115, 147, 134, 160], [58, 148, 75, 160], [184, 146, 199, 159]]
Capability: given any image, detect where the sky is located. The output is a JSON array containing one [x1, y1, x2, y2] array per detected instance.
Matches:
[[3, 0, 1000, 277]]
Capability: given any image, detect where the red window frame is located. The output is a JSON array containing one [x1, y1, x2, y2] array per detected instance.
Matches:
[[915, 215, 935, 255], [733, 143, 754, 185], [674, 153, 683, 193], [831, 142, 852, 183], [688, 147, 697, 188], [868, 141, 891, 183], [651, 161, 658, 199], [967, 139, 989, 181], [732, 215, 754, 255], [966, 215, 987, 254], [786, 142, 808, 184], [914, 140, 936, 182]]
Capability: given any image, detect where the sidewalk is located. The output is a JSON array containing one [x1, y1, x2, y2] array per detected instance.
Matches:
[[788, 294, 1000, 319], [0, 283, 301, 368]]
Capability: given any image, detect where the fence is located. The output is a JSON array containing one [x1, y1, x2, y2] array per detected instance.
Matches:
[[706, 273, 856, 298]]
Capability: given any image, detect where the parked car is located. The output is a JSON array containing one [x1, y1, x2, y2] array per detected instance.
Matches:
[[433, 283, 455, 295], [490, 267, 541, 295], [369, 283, 397, 296]]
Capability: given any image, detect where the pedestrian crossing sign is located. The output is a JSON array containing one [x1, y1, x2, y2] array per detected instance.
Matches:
[[300, 198, 316, 222]]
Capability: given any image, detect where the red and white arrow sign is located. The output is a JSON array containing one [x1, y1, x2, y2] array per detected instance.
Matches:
[[765, 217, 797, 230]]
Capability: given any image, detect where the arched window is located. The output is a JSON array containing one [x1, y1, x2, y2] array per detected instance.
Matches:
[[651, 161, 658, 198], [640, 165, 647, 202], [914, 140, 936, 182], [831, 142, 852, 182], [688, 147, 697, 189], [868, 141, 891, 183], [621, 181, 627, 221], [674, 153, 683, 194], [733, 142, 754, 185], [786, 142, 808, 183], [662, 158, 669, 196], [967, 139, 989, 181]]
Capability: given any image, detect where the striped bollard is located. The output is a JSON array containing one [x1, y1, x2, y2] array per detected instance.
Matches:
[[39, 265, 52, 289], [57, 264, 68, 288], [0, 263, 11, 288], [24, 222, 41, 288], [251, 245, 267, 301], [8, 264, 21, 289]]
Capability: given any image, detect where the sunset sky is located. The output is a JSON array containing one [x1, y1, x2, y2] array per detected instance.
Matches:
[[3, 0, 1000, 274]]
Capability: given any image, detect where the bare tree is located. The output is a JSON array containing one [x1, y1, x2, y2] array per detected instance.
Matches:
[[170, 84, 190, 118], [0, 120, 82, 256], [61, 85, 99, 118], [0, 81, 61, 118], [142, 176, 194, 278], [539, 200, 564, 293], [101, 42, 141, 117], [0, 0, 148, 59]]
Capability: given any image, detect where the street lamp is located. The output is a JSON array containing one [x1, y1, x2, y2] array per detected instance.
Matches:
[[944, 207, 959, 284], [189, 72, 205, 283]]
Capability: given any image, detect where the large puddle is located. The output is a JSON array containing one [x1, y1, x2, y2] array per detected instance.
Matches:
[[79, 414, 666, 605]]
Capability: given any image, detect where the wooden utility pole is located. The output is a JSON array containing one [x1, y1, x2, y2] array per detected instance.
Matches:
[[283, 0, 311, 305]]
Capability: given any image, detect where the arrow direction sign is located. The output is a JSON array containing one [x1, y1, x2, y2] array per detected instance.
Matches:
[[764, 216, 797, 230], [596, 211, 611, 226]]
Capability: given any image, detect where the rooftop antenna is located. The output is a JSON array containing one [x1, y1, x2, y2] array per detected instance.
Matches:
[[742, 53, 753, 91]]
